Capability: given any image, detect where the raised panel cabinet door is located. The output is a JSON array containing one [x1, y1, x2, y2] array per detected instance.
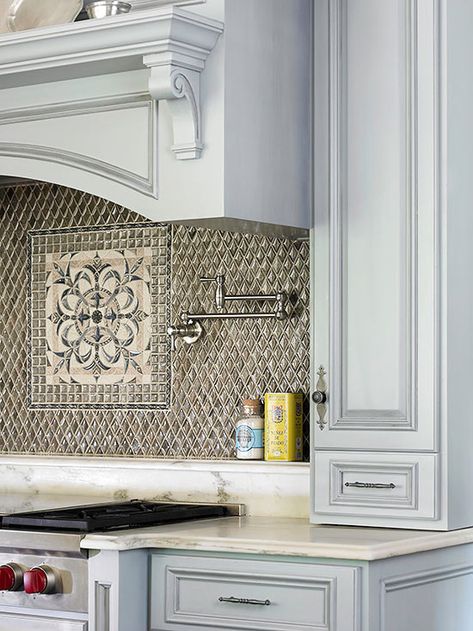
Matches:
[[312, 0, 439, 451]]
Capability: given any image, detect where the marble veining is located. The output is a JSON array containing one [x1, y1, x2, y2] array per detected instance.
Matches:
[[0, 457, 310, 518], [81, 515, 473, 561], [0, 492, 111, 515]]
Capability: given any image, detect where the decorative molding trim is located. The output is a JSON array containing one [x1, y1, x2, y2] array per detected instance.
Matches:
[[383, 564, 473, 594], [315, 452, 439, 521], [0, 92, 150, 126], [125, 0, 206, 9], [330, 461, 417, 510], [0, 8, 223, 77], [0, 6, 223, 161], [433, 0, 442, 456], [0, 142, 153, 196], [166, 567, 332, 628], [0, 93, 156, 194], [380, 565, 473, 631]]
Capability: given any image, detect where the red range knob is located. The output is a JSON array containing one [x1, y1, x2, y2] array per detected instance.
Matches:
[[0, 563, 24, 591], [24, 567, 47, 594], [24, 566, 58, 595]]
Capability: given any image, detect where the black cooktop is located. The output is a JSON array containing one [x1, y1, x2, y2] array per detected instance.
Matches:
[[1, 501, 229, 533]]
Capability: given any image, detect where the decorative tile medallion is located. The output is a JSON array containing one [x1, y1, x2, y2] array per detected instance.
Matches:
[[28, 224, 171, 409]]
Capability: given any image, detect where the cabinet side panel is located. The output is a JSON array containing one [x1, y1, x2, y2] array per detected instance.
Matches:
[[379, 545, 473, 631], [445, 0, 473, 529], [224, 0, 311, 229]]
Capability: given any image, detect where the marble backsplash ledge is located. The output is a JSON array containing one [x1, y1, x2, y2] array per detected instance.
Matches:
[[0, 456, 311, 518]]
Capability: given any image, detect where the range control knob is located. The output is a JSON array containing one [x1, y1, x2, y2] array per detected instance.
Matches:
[[0, 563, 24, 591], [24, 565, 60, 595]]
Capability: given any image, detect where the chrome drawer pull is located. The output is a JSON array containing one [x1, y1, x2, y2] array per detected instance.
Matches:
[[345, 481, 396, 489], [219, 596, 271, 606]]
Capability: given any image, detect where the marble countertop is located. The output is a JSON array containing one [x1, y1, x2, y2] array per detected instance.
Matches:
[[1, 494, 473, 562], [80, 516, 473, 561]]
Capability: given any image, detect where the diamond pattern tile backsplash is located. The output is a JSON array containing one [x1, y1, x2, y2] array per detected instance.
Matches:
[[0, 183, 310, 459]]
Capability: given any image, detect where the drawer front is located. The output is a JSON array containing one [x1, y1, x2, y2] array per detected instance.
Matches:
[[151, 554, 360, 631], [314, 452, 438, 520], [0, 613, 87, 631]]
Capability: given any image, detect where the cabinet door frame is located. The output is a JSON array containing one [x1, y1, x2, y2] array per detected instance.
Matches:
[[312, 0, 441, 452]]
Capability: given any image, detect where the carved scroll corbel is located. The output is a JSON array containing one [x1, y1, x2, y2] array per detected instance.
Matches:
[[145, 55, 203, 160]]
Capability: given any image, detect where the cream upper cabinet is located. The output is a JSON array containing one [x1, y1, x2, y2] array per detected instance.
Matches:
[[312, 0, 473, 529]]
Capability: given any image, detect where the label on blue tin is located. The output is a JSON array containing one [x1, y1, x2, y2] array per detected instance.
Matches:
[[236, 425, 264, 452]]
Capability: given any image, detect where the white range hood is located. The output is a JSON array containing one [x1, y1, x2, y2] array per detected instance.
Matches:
[[0, 0, 311, 235]]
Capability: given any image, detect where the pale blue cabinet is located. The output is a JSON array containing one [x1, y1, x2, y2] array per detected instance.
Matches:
[[149, 545, 473, 631], [151, 554, 360, 631], [312, 0, 473, 531]]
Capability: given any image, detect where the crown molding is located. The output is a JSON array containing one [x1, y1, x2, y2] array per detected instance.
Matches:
[[0, 7, 223, 160], [119, 0, 206, 9]]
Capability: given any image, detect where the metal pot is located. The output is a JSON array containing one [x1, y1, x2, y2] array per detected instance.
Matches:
[[86, 0, 132, 19]]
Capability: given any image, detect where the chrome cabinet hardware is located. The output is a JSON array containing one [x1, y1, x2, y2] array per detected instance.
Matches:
[[314, 366, 328, 430], [167, 320, 203, 351], [219, 596, 271, 606], [344, 482, 396, 489], [312, 391, 327, 404]]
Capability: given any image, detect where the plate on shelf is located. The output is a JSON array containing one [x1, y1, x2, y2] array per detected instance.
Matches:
[[0, 0, 11, 33], [7, 0, 83, 32]]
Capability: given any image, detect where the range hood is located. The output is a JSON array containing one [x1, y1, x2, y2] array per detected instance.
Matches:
[[0, 0, 311, 236]]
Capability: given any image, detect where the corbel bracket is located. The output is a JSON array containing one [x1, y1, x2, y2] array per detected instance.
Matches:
[[146, 54, 204, 160]]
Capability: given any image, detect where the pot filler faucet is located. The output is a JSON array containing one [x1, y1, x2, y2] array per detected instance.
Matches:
[[167, 274, 292, 351]]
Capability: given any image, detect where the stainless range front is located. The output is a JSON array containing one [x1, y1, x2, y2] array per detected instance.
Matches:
[[0, 500, 240, 630], [0, 530, 88, 630]]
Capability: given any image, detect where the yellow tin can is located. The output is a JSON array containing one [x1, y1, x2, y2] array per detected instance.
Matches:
[[264, 393, 303, 461]]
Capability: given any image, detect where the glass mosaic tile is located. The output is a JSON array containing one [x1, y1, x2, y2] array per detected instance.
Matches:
[[0, 183, 310, 459], [29, 224, 171, 409]]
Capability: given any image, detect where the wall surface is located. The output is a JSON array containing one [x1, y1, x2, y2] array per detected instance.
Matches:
[[0, 182, 310, 459]]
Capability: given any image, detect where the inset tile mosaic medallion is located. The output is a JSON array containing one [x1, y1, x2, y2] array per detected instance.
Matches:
[[29, 224, 171, 409]]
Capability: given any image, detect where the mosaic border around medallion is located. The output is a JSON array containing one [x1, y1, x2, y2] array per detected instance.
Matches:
[[28, 223, 172, 410]]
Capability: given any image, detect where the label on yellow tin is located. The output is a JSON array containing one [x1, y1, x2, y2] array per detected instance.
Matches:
[[264, 393, 303, 462]]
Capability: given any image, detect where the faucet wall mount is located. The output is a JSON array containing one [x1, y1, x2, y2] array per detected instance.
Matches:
[[167, 320, 203, 352], [167, 273, 294, 351]]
